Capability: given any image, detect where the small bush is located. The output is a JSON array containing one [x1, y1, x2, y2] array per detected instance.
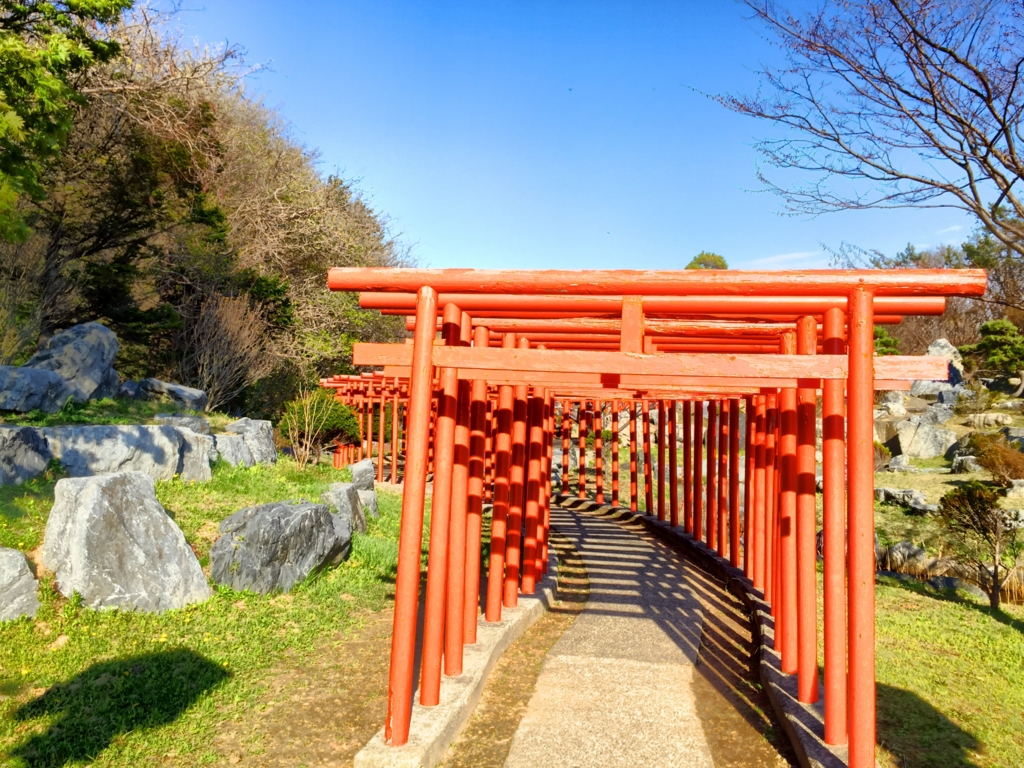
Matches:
[[976, 438, 1024, 486], [279, 389, 359, 468], [874, 441, 892, 471]]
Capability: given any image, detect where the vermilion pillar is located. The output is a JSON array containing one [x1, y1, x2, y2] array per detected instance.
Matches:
[[682, 401, 692, 532], [595, 401, 605, 504], [729, 399, 741, 568], [521, 392, 545, 594], [693, 401, 704, 541], [753, 396, 767, 590], [540, 391, 554, 574], [779, 330, 799, 676], [796, 316, 820, 703], [642, 400, 654, 514], [504, 342, 530, 608], [848, 288, 876, 768], [390, 383, 399, 484], [561, 400, 571, 494], [578, 401, 588, 499], [669, 400, 679, 528], [611, 403, 620, 506], [377, 387, 387, 483], [706, 399, 718, 548], [443, 314, 473, 676], [764, 394, 778, 608], [464, 326, 489, 645], [629, 403, 639, 511], [743, 396, 755, 577], [485, 332, 516, 621], [385, 286, 436, 746], [420, 304, 462, 704], [823, 307, 848, 745], [657, 399, 667, 521], [717, 400, 729, 558]]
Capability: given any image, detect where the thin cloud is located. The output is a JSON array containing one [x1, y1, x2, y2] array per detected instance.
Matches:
[[935, 225, 963, 235], [747, 250, 823, 266]]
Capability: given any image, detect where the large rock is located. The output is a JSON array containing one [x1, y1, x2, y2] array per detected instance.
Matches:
[[895, 421, 957, 459], [43, 425, 213, 481], [138, 378, 208, 410], [913, 403, 954, 426], [42, 473, 210, 612], [23, 322, 120, 402], [0, 548, 39, 621], [965, 412, 1013, 428], [224, 418, 276, 465], [321, 482, 367, 534], [358, 489, 380, 519], [154, 414, 210, 434], [214, 433, 254, 467], [952, 455, 982, 474], [118, 379, 142, 399], [874, 487, 939, 514], [1004, 479, 1024, 501], [909, 380, 953, 399], [927, 576, 987, 600], [349, 458, 375, 491], [884, 541, 928, 570], [927, 338, 965, 386], [0, 365, 73, 413], [887, 454, 912, 472], [0, 426, 52, 485], [1000, 426, 1024, 451], [210, 501, 349, 594]]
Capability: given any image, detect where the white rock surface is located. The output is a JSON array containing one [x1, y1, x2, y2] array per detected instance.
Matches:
[[0, 547, 39, 621], [0, 426, 52, 485], [23, 322, 120, 402], [42, 472, 210, 612]]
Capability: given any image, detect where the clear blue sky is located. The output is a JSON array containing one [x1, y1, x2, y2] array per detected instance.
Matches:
[[164, 0, 975, 270]]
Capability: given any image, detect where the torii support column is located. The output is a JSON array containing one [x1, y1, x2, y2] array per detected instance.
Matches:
[[764, 394, 778, 609], [521, 390, 545, 594], [729, 398, 741, 568], [657, 399, 667, 521], [848, 289, 876, 768], [753, 395, 767, 590], [504, 341, 530, 608], [486, 332, 517, 622], [577, 401, 588, 500], [420, 304, 462, 705], [385, 286, 436, 746], [464, 325, 489, 645], [443, 314, 473, 677], [669, 400, 679, 528], [823, 306, 848, 745], [594, 401, 605, 504], [682, 401, 692, 533], [642, 400, 654, 513], [717, 400, 728, 558], [561, 400, 571, 494], [796, 316, 820, 703], [611, 403, 620, 506], [779, 332, 799, 676], [693, 401, 704, 541], [706, 399, 717, 549], [390, 382, 400, 484], [377, 386, 387, 483], [540, 391, 554, 574], [629, 403, 639, 511]]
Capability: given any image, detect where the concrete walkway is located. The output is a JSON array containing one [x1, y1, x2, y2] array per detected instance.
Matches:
[[504, 504, 715, 768]]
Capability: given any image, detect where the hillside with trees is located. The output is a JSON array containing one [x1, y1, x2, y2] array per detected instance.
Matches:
[[0, 6, 406, 416]]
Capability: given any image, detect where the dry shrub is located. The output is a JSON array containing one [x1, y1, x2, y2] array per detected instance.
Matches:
[[279, 388, 344, 469], [874, 441, 891, 472], [177, 294, 275, 411], [977, 440, 1024, 486]]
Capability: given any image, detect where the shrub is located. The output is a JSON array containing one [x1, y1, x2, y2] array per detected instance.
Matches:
[[977, 440, 1024, 486], [279, 389, 359, 468], [874, 441, 892, 471]]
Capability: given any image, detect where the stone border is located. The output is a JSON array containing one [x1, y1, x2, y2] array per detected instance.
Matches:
[[553, 494, 854, 768], [354, 555, 558, 768]]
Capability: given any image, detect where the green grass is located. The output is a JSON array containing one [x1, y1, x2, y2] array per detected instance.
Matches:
[[0, 397, 235, 432], [874, 578, 1024, 768], [0, 460, 428, 767]]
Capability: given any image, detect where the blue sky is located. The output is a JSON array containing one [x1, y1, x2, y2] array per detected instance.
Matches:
[[164, 0, 976, 270]]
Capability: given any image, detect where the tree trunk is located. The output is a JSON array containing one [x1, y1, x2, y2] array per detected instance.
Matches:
[[1012, 372, 1024, 399]]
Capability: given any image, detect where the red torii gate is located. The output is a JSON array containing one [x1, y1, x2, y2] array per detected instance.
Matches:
[[326, 267, 986, 768]]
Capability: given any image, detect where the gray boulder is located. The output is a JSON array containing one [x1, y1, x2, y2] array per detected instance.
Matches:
[[895, 421, 957, 459], [964, 412, 1013, 428], [937, 386, 967, 405], [1004, 479, 1024, 501], [118, 379, 142, 399], [885, 541, 928, 570], [952, 455, 982, 474], [881, 401, 907, 418], [927, 338, 965, 386], [0, 365, 72, 413], [214, 433, 254, 467], [880, 391, 905, 405], [321, 482, 367, 533], [178, 428, 216, 483], [0, 548, 39, 621], [210, 501, 349, 594], [139, 378, 208, 411], [887, 454, 912, 472], [874, 487, 939, 514], [909, 380, 954, 400], [44, 424, 187, 481], [224, 418, 276, 465], [913, 403, 955, 426], [927, 576, 987, 600], [349, 458, 376, 491], [358, 489, 380, 519], [0, 426, 52, 485], [1000, 426, 1024, 451], [994, 399, 1024, 411], [42, 473, 210, 612], [154, 414, 210, 434], [23, 322, 120, 402]]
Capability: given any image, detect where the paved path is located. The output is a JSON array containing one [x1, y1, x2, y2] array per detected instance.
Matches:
[[504, 504, 715, 768]]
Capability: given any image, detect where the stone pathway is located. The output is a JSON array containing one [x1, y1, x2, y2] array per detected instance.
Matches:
[[503, 504, 715, 768]]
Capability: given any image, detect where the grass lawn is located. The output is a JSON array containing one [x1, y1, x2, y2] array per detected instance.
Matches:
[[0, 460, 425, 767], [0, 397, 236, 432], [874, 577, 1024, 768]]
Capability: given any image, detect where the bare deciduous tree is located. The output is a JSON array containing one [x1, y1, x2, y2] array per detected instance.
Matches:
[[721, 1, 1024, 258], [176, 294, 275, 411]]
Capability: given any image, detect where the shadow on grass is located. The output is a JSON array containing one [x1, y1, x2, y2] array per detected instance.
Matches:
[[9, 649, 229, 768], [877, 683, 980, 768], [878, 574, 1024, 636]]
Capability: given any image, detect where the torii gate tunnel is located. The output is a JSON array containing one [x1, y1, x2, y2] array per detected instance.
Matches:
[[324, 267, 987, 768]]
